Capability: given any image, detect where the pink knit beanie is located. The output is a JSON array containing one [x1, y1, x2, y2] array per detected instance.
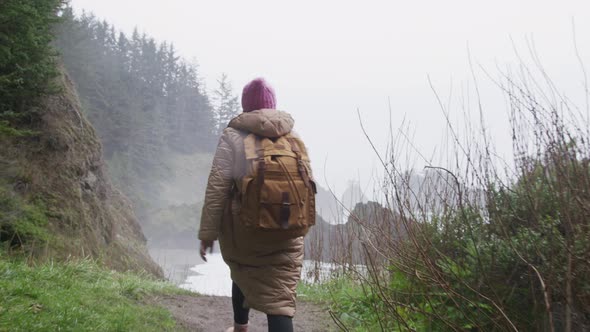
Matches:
[[241, 78, 276, 112]]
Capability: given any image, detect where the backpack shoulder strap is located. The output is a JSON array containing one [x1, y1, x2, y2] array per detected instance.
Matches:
[[254, 136, 266, 187], [244, 133, 259, 160]]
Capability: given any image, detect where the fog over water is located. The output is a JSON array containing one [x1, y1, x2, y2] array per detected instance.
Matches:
[[70, 0, 590, 198]]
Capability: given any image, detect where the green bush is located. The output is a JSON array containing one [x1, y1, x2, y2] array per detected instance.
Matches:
[[299, 277, 392, 331], [385, 153, 590, 330], [308, 146, 589, 331]]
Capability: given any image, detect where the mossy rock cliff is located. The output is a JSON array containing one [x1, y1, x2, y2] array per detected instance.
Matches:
[[0, 68, 162, 277]]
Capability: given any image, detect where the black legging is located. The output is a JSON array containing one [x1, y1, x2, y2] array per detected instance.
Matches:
[[232, 282, 293, 332]]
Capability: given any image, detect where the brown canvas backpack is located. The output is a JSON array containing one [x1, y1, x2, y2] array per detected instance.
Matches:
[[236, 133, 316, 238]]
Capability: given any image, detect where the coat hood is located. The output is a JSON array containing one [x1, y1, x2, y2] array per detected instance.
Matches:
[[228, 109, 294, 138]]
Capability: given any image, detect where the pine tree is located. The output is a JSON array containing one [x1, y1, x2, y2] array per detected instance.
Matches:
[[213, 73, 240, 135], [0, 0, 62, 133]]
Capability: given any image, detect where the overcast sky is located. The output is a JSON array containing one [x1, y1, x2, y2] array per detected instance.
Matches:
[[70, 0, 590, 197]]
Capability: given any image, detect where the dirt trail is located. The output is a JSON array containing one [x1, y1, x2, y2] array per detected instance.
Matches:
[[158, 294, 335, 332]]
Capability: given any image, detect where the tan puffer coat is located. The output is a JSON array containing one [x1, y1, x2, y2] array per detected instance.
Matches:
[[198, 109, 309, 317]]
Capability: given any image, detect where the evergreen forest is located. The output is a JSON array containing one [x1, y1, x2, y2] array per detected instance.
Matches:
[[54, 8, 241, 246]]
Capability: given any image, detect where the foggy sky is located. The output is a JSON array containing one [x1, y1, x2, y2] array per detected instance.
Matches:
[[70, 0, 590, 198]]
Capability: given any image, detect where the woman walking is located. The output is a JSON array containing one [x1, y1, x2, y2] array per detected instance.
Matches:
[[198, 78, 315, 332]]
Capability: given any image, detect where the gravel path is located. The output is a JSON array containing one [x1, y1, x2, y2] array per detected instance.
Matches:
[[157, 294, 335, 332]]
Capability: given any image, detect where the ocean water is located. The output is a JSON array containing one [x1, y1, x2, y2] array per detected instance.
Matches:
[[180, 253, 232, 296], [179, 253, 342, 297]]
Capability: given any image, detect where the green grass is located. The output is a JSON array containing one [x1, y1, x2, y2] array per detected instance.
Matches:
[[298, 277, 386, 331], [0, 255, 190, 332], [0, 184, 51, 249]]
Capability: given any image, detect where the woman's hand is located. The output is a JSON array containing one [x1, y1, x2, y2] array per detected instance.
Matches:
[[200, 240, 214, 262]]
